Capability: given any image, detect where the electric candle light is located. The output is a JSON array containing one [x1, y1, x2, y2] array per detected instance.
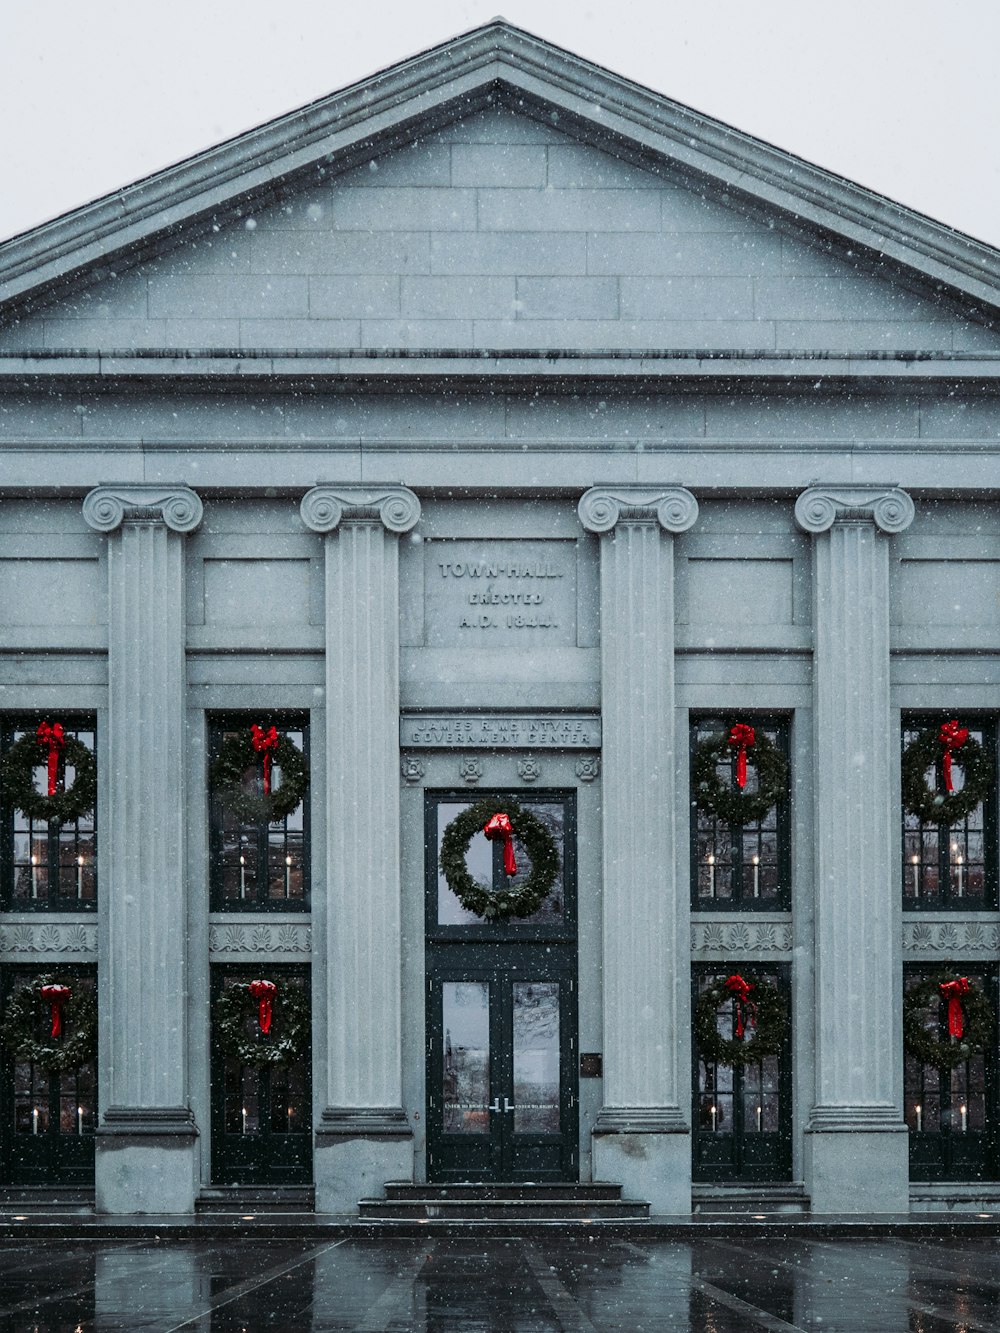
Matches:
[[76, 854, 84, 900], [710, 1104, 717, 1132], [752, 854, 760, 898], [31, 1107, 38, 1135], [915, 1104, 922, 1132], [30, 853, 38, 899], [77, 1106, 83, 1135], [285, 854, 293, 898], [961, 1103, 968, 1133], [756, 1105, 763, 1132], [911, 854, 920, 898], [957, 854, 964, 899], [707, 852, 716, 898], [239, 854, 246, 900], [241, 1107, 248, 1135]]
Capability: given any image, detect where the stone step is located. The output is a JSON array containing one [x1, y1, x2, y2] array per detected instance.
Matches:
[[359, 1196, 650, 1221], [383, 1181, 625, 1201], [692, 1183, 809, 1215], [196, 1186, 315, 1213], [0, 1187, 94, 1213]]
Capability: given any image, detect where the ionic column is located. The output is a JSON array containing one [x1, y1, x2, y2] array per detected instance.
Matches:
[[301, 485, 420, 1213], [83, 484, 202, 1214], [578, 486, 697, 1214], [795, 485, 915, 1214]]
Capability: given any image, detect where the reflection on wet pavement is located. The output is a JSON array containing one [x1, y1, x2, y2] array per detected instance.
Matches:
[[1, 1232, 1000, 1330]]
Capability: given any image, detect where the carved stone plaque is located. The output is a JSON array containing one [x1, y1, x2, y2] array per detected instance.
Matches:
[[401, 713, 601, 749], [424, 540, 577, 647]]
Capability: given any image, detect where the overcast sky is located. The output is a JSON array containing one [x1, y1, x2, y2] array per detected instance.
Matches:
[[2, 0, 998, 248]]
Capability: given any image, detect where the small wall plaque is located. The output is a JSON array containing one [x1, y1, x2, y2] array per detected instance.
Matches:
[[579, 1053, 603, 1078]]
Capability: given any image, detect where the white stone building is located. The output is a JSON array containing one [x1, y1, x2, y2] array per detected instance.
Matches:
[[0, 21, 998, 1217]]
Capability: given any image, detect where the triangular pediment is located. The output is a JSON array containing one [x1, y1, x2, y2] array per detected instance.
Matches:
[[2, 20, 1000, 368]]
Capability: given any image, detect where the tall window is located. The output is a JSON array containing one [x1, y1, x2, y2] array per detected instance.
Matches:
[[690, 716, 790, 911], [905, 967, 998, 1181], [692, 966, 792, 1182], [902, 717, 997, 910], [208, 716, 309, 911], [1, 717, 97, 910]]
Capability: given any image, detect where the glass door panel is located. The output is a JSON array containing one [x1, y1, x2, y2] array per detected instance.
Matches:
[[442, 981, 491, 1136], [512, 982, 560, 1136]]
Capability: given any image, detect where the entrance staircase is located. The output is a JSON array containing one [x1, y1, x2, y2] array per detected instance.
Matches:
[[358, 1181, 650, 1222]]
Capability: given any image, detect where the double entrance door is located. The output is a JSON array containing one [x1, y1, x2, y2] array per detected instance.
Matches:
[[424, 790, 578, 1183]]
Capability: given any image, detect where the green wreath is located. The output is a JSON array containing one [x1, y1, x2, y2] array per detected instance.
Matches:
[[214, 981, 311, 1067], [1, 974, 97, 1073], [694, 973, 787, 1067], [440, 796, 560, 921], [211, 727, 308, 823], [903, 972, 993, 1070], [0, 727, 96, 825], [692, 724, 788, 826], [902, 724, 992, 826]]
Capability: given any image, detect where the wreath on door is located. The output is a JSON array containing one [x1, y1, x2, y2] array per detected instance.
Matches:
[[211, 725, 308, 824], [214, 979, 310, 1067], [693, 972, 787, 1067], [902, 972, 993, 1070], [439, 796, 560, 921], [0, 974, 97, 1072], [0, 722, 97, 825], [901, 721, 992, 825], [692, 722, 788, 826]]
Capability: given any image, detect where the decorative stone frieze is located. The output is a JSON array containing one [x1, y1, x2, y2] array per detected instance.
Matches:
[[0, 919, 98, 959], [578, 485, 697, 1215], [690, 916, 793, 958], [798, 482, 915, 1214], [208, 921, 312, 958], [301, 484, 419, 1213], [902, 918, 1000, 957]]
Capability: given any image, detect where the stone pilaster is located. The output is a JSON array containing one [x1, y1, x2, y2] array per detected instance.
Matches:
[[83, 484, 202, 1213], [301, 485, 420, 1213], [578, 486, 697, 1214], [795, 485, 915, 1214]]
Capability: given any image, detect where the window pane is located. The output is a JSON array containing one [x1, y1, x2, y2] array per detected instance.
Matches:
[[442, 981, 490, 1135]]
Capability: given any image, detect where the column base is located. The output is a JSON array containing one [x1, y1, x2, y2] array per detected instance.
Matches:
[[592, 1107, 690, 1215], [95, 1108, 199, 1214], [805, 1107, 909, 1214], [314, 1107, 413, 1215]]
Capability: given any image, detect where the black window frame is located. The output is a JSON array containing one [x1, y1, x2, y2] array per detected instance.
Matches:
[[904, 963, 999, 1182], [901, 713, 998, 913], [207, 712, 310, 913], [691, 962, 793, 1183], [689, 713, 792, 913], [0, 713, 98, 912]]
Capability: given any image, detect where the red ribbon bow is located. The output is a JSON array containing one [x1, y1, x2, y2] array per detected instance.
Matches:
[[939, 976, 970, 1039], [483, 812, 517, 877], [724, 974, 756, 1039], [39, 983, 71, 1038], [250, 725, 279, 795], [727, 724, 756, 789], [938, 720, 969, 794], [36, 721, 65, 797], [248, 979, 277, 1035]]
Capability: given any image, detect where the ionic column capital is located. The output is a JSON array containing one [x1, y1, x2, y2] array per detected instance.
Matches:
[[577, 486, 698, 535], [82, 484, 202, 534], [300, 485, 420, 535], [794, 485, 914, 535]]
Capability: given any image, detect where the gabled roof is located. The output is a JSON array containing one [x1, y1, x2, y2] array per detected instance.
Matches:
[[1, 19, 999, 329]]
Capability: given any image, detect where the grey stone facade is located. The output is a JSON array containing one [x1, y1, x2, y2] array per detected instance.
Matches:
[[1, 21, 999, 1214]]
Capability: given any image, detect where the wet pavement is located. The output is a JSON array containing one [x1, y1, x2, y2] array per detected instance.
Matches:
[[2, 1233, 1000, 1331]]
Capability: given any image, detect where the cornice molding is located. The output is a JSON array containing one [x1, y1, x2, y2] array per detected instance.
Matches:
[[578, 486, 698, 534], [300, 485, 420, 535], [82, 484, 203, 534], [794, 485, 915, 535]]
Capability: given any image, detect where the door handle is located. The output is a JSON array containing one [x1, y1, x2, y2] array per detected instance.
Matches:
[[503, 1097, 514, 1114], [488, 1098, 501, 1113]]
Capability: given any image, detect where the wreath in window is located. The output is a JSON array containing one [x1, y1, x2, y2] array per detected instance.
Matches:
[[694, 972, 787, 1067], [901, 721, 992, 826], [439, 796, 560, 921], [1, 974, 97, 1072], [0, 722, 97, 825], [214, 979, 311, 1067], [692, 722, 788, 826], [903, 972, 993, 1070], [211, 725, 308, 823]]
